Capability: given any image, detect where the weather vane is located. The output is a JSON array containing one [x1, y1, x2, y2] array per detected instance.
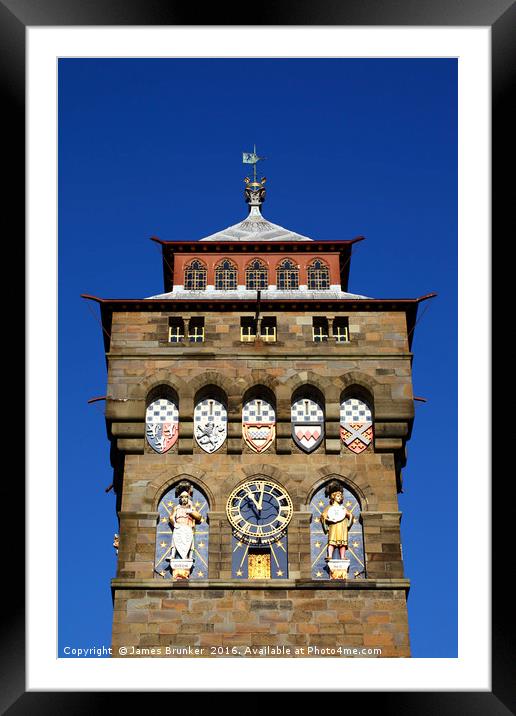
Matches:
[[242, 144, 266, 184]]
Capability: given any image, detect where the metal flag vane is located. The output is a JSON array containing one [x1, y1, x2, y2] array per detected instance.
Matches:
[[242, 144, 266, 183]]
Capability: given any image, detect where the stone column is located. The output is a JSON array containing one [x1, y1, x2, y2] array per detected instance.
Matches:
[[288, 510, 312, 580], [324, 400, 341, 454], [178, 396, 194, 454], [207, 511, 225, 579], [117, 510, 159, 580], [361, 511, 404, 579]]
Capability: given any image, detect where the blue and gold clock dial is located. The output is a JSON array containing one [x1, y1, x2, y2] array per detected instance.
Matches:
[[226, 479, 293, 545]]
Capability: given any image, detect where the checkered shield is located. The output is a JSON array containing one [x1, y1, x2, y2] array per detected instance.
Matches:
[[291, 398, 324, 452], [242, 399, 276, 453], [145, 399, 179, 453]]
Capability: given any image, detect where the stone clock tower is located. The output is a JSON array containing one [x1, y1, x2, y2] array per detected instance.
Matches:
[[84, 163, 434, 658]]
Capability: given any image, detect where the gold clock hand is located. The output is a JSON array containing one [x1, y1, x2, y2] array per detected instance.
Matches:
[[257, 482, 265, 511]]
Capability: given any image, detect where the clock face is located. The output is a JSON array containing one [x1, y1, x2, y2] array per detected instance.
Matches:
[[226, 480, 293, 545]]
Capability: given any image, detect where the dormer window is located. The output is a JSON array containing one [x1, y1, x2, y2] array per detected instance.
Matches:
[[215, 259, 238, 290], [307, 259, 330, 290], [276, 259, 299, 290], [184, 259, 207, 291], [245, 259, 268, 290]]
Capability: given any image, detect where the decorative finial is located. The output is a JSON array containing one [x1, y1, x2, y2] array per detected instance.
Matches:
[[243, 145, 266, 211]]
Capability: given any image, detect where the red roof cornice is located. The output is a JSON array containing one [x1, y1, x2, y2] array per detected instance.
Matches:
[[150, 236, 365, 249]]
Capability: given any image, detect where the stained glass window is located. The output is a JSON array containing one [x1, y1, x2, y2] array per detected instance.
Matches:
[[276, 259, 299, 290], [184, 259, 207, 290], [307, 259, 330, 290], [215, 259, 238, 290], [245, 259, 268, 290]]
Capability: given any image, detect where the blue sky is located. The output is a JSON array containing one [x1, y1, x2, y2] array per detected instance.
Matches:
[[58, 58, 457, 657]]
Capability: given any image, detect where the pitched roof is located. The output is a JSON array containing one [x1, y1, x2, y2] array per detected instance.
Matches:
[[199, 206, 312, 242]]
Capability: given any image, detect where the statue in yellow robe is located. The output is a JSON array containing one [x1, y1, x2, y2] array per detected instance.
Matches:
[[321, 488, 354, 560]]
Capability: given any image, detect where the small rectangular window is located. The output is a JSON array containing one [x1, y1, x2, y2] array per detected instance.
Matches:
[[312, 317, 329, 342], [168, 317, 184, 343], [260, 317, 277, 342], [188, 317, 205, 343], [333, 317, 350, 343], [241, 317, 257, 342]]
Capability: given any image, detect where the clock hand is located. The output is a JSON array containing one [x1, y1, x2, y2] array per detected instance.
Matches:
[[246, 490, 260, 510], [257, 482, 265, 511]]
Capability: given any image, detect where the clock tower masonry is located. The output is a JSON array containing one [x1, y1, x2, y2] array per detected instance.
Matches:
[[85, 164, 435, 658]]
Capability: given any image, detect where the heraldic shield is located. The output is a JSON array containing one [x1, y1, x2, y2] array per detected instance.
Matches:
[[194, 398, 227, 453], [291, 398, 324, 453], [172, 524, 193, 560], [340, 398, 373, 454], [242, 398, 276, 453], [145, 399, 179, 453]]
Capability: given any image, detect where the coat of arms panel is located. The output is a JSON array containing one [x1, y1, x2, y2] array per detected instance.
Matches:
[[340, 398, 373, 453], [145, 398, 179, 453], [242, 398, 276, 453], [291, 398, 324, 452], [194, 398, 227, 453]]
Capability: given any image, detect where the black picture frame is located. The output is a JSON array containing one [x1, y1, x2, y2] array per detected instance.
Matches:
[[2, 0, 510, 709]]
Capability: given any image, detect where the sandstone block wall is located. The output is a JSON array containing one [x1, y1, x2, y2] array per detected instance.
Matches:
[[106, 308, 414, 657], [111, 585, 410, 658]]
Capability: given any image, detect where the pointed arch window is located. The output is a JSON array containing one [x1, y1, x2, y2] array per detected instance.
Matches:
[[184, 260, 207, 291], [245, 259, 268, 290], [307, 259, 330, 290], [276, 259, 299, 290], [215, 259, 238, 290]]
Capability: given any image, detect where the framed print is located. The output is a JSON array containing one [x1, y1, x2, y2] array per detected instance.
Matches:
[[3, 0, 511, 709]]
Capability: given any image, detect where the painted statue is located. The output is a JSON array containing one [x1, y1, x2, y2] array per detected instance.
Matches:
[[320, 482, 355, 560], [169, 483, 203, 560]]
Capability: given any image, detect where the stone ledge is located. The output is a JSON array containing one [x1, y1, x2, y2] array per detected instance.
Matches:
[[111, 577, 410, 591], [107, 352, 413, 361]]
